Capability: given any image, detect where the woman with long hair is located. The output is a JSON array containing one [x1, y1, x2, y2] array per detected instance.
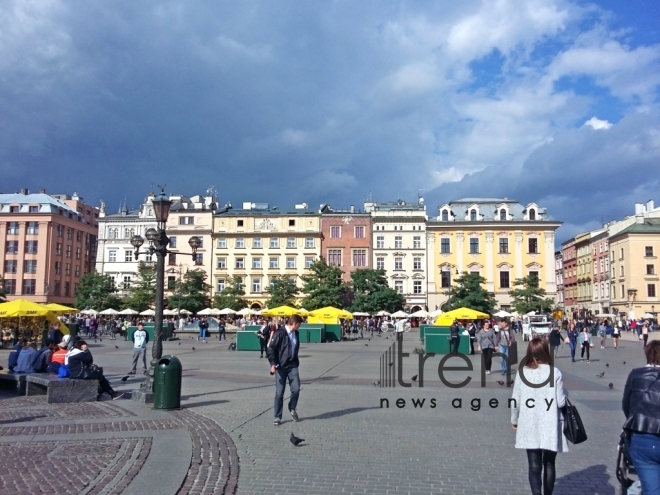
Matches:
[[476, 321, 497, 375], [511, 338, 568, 495]]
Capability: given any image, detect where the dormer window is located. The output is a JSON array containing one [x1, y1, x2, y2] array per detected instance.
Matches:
[[441, 210, 448, 221], [499, 209, 506, 221], [470, 209, 477, 221], [529, 209, 536, 220]]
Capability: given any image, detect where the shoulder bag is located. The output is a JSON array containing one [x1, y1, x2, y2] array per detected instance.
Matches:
[[561, 398, 587, 444]]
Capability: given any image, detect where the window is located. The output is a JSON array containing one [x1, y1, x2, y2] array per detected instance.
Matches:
[[528, 238, 538, 254], [394, 280, 404, 294], [594, 284, 599, 299], [377, 236, 385, 249], [65, 263, 71, 276], [53, 280, 60, 296], [270, 237, 279, 248], [74, 265, 80, 277], [376, 257, 385, 270], [179, 216, 195, 225], [252, 257, 262, 269], [109, 250, 117, 262], [328, 249, 342, 266], [123, 276, 131, 289], [168, 253, 176, 265], [413, 257, 422, 270], [529, 209, 536, 220], [64, 281, 70, 297], [440, 238, 450, 254], [217, 238, 227, 249], [235, 277, 243, 289], [26, 222, 38, 234], [394, 236, 403, 249], [252, 277, 261, 293], [288, 219, 295, 227], [194, 253, 203, 266], [269, 257, 279, 269], [646, 246, 655, 257], [66, 227, 73, 240], [529, 271, 539, 282], [3, 279, 16, 295], [75, 247, 81, 259], [500, 271, 510, 289], [305, 237, 314, 248], [22, 279, 36, 295], [394, 258, 403, 270], [330, 226, 341, 238], [253, 237, 262, 248], [499, 209, 506, 221], [167, 276, 176, 290], [54, 262, 61, 275], [620, 266, 625, 277], [7, 222, 19, 234], [469, 238, 479, 254], [66, 245, 72, 258], [287, 237, 296, 249], [23, 260, 37, 274], [620, 248, 624, 260], [236, 237, 245, 249], [413, 281, 422, 294], [4, 261, 17, 274], [235, 257, 245, 269], [125, 250, 133, 262], [499, 238, 508, 254], [647, 265, 655, 275], [648, 284, 656, 298], [237, 219, 244, 227], [470, 209, 477, 221], [441, 210, 448, 221], [6, 241, 18, 254], [305, 257, 314, 269], [353, 249, 367, 267], [621, 284, 625, 299], [26, 241, 38, 254], [216, 278, 226, 292], [354, 226, 365, 238], [413, 236, 421, 249], [286, 257, 296, 269], [9, 206, 20, 213], [441, 271, 451, 288], [29, 205, 38, 213], [169, 236, 177, 248], [217, 257, 227, 269], [56, 225, 63, 237]]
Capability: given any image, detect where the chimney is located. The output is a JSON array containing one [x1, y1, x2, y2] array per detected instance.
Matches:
[[39, 189, 45, 194], [635, 203, 644, 215], [647, 200, 655, 212], [21, 188, 29, 195], [350, 205, 355, 213]]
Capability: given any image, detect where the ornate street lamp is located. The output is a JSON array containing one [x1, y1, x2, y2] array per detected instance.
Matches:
[[131, 189, 202, 401]]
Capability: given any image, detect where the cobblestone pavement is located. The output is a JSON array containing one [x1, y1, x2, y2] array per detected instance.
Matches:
[[0, 330, 652, 494]]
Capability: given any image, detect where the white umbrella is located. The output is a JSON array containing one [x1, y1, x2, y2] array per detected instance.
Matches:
[[430, 309, 443, 317], [376, 310, 391, 316], [217, 308, 237, 315], [99, 308, 118, 315], [494, 310, 512, 318], [118, 308, 138, 315], [391, 310, 410, 318], [642, 312, 654, 319], [352, 311, 370, 317], [162, 309, 176, 316], [236, 308, 253, 316], [80, 308, 98, 315], [140, 309, 156, 316], [197, 308, 215, 315], [410, 309, 429, 318]]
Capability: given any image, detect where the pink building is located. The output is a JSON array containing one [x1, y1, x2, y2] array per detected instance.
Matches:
[[0, 189, 99, 305]]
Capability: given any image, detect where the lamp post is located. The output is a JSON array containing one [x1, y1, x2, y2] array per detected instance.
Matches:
[[130, 190, 201, 399]]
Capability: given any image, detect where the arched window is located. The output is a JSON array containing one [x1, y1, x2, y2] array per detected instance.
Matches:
[[529, 209, 536, 220], [124, 227, 135, 239], [499, 209, 506, 221], [470, 209, 477, 221], [441, 210, 448, 221]]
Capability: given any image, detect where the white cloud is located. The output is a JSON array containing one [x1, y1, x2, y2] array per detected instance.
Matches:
[[583, 117, 612, 130]]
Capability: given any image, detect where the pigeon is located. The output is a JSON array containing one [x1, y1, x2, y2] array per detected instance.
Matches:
[[115, 346, 119, 349], [121, 376, 129, 382], [100, 339, 103, 342], [596, 372, 605, 378], [608, 383, 614, 389], [290, 433, 304, 446], [623, 361, 626, 365], [411, 375, 418, 382], [373, 381, 380, 386], [496, 380, 505, 386], [388, 362, 394, 367], [178, 342, 181, 346], [94, 339, 97, 343], [192, 347, 196, 351], [365, 344, 368, 346], [606, 363, 609, 367]]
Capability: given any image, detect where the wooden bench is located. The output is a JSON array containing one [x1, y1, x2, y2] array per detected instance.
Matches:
[[0, 372, 98, 403]]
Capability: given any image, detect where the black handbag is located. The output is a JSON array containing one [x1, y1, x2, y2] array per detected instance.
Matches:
[[561, 399, 587, 444], [78, 364, 103, 380]]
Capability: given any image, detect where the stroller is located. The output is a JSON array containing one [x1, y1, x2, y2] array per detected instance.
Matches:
[[616, 431, 639, 495]]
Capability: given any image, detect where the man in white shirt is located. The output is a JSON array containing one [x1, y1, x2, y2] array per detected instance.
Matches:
[[129, 323, 149, 374]]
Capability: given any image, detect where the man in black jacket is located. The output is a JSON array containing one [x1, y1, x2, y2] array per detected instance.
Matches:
[[267, 315, 303, 425]]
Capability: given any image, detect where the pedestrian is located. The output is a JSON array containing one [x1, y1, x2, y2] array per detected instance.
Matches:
[[257, 320, 270, 358], [567, 322, 578, 362], [167, 318, 176, 340], [218, 318, 227, 341], [511, 337, 568, 495], [67, 340, 123, 400], [84, 316, 91, 336], [549, 325, 562, 359], [497, 320, 515, 374], [267, 315, 303, 426], [449, 320, 460, 354], [612, 320, 621, 349], [129, 323, 149, 375], [197, 317, 208, 342], [578, 326, 591, 362], [642, 321, 650, 348], [468, 321, 477, 355], [598, 321, 607, 349], [48, 321, 64, 345], [476, 321, 497, 375]]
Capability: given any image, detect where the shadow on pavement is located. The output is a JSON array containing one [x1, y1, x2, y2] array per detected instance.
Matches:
[[300, 407, 379, 421], [0, 415, 47, 424], [554, 464, 614, 495], [183, 399, 230, 408]]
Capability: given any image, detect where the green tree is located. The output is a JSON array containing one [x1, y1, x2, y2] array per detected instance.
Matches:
[[443, 272, 496, 314], [300, 257, 348, 310], [508, 275, 555, 315], [265, 276, 298, 308], [212, 275, 248, 311], [349, 268, 404, 313], [75, 271, 122, 310], [168, 269, 211, 314], [122, 262, 157, 312], [0, 275, 7, 303]]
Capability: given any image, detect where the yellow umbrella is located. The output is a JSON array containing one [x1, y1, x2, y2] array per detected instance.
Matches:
[[0, 299, 59, 323], [308, 306, 353, 320], [261, 305, 301, 317], [434, 307, 489, 325], [43, 303, 79, 314]]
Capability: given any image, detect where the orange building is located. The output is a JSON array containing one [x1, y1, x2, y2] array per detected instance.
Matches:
[[0, 189, 99, 305]]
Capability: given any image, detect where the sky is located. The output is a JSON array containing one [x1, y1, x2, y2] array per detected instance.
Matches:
[[1, 0, 659, 244]]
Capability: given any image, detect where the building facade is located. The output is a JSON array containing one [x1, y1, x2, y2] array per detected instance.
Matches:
[[365, 199, 428, 312], [0, 190, 98, 305], [555, 251, 564, 309], [590, 231, 610, 315], [212, 202, 321, 309], [562, 239, 577, 317], [319, 205, 371, 282], [575, 232, 595, 318], [427, 198, 560, 311]]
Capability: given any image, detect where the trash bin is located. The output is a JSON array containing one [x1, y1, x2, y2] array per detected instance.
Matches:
[[153, 355, 182, 410]]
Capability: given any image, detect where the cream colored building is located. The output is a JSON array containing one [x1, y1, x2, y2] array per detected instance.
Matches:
[[211, 202, 321, 309]]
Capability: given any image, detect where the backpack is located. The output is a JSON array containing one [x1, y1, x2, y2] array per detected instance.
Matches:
[[58, 365, 70, 378]]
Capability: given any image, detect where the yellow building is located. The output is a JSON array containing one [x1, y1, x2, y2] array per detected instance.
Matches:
[[211, 202, 321, 309], [575, 231, 594, 313], [427, 199, 561, 311], [609, 217, 660, 319]]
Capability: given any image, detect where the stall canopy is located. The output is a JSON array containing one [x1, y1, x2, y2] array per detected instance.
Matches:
[[307, 306, 353, 324], [434, 307, 490, 325], [0, 299, 59, 324], [43, 303, 78, 314], [261, 306, 301, 317]]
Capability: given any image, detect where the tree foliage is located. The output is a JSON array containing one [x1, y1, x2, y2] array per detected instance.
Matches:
[[508, 275, 554, 315], [212, 275, 248, 311], [300, 257, 348, 310], [349, 268, 404, 313], [167, 269, 211, 314], [443, 272, 496, 314], [265, 276, 298, 308], [122, 262, 157, 312], [75, 271, 122, 310]]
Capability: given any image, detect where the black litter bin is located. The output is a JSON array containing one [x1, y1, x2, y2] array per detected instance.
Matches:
[[153, 355, 182, 410]]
